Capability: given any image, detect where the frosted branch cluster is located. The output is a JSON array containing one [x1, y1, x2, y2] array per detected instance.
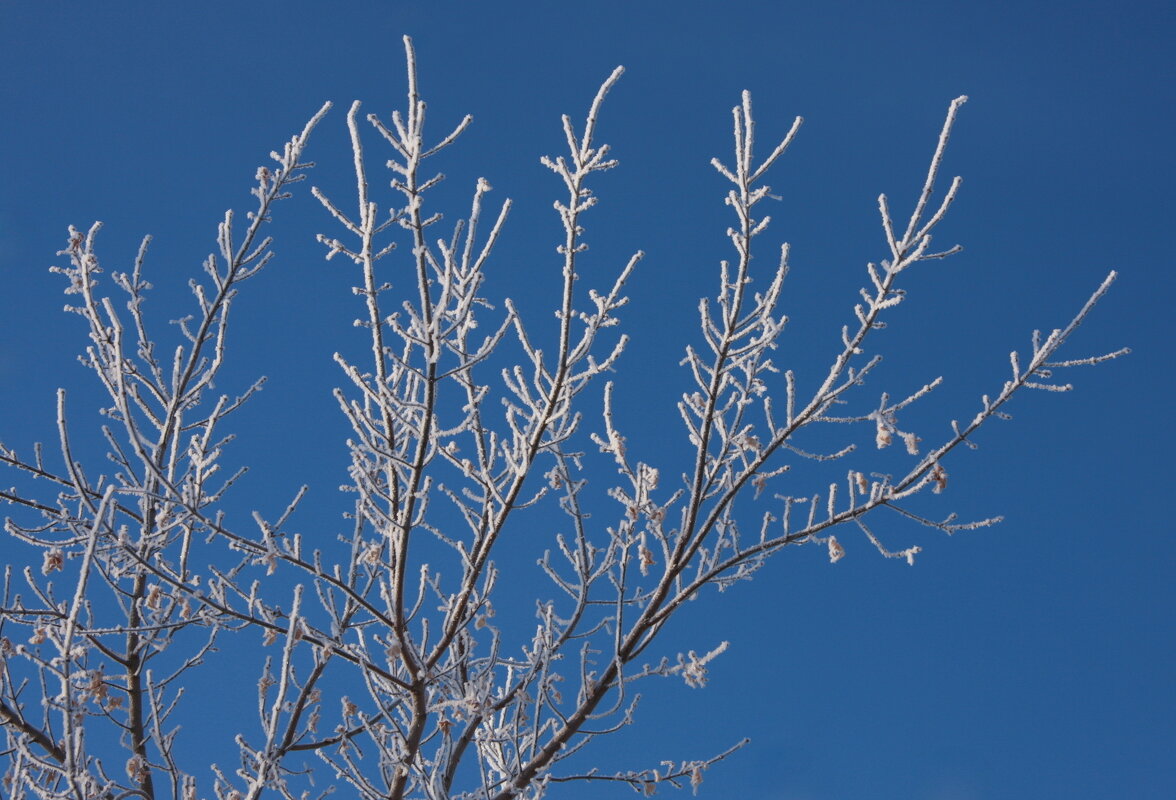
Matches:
[[0, 36, 1123, 800]]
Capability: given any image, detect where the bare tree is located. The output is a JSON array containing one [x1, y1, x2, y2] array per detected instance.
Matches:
[[0, 37, 1125, 800]]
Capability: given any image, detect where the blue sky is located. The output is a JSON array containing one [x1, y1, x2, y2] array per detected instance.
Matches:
[[0, 2, 1171, 798]]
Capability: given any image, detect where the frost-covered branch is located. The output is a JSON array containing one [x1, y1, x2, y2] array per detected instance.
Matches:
[[1, 37, 1124, 800]]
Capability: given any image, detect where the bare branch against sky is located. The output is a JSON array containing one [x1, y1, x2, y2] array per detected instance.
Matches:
[[1, 12, 1155, 798]]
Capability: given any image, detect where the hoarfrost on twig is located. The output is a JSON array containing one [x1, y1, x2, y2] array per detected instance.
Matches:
[[0, 36, 1126, 800]]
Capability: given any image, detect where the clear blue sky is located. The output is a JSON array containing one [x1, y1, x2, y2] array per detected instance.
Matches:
[[0, 2, 1171, 798]]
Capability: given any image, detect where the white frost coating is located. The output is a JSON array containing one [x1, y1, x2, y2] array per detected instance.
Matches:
[[0, 36, 1127, 800]]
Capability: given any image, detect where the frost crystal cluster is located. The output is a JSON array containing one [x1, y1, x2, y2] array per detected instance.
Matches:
[[0, 37, 1123, 800]]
